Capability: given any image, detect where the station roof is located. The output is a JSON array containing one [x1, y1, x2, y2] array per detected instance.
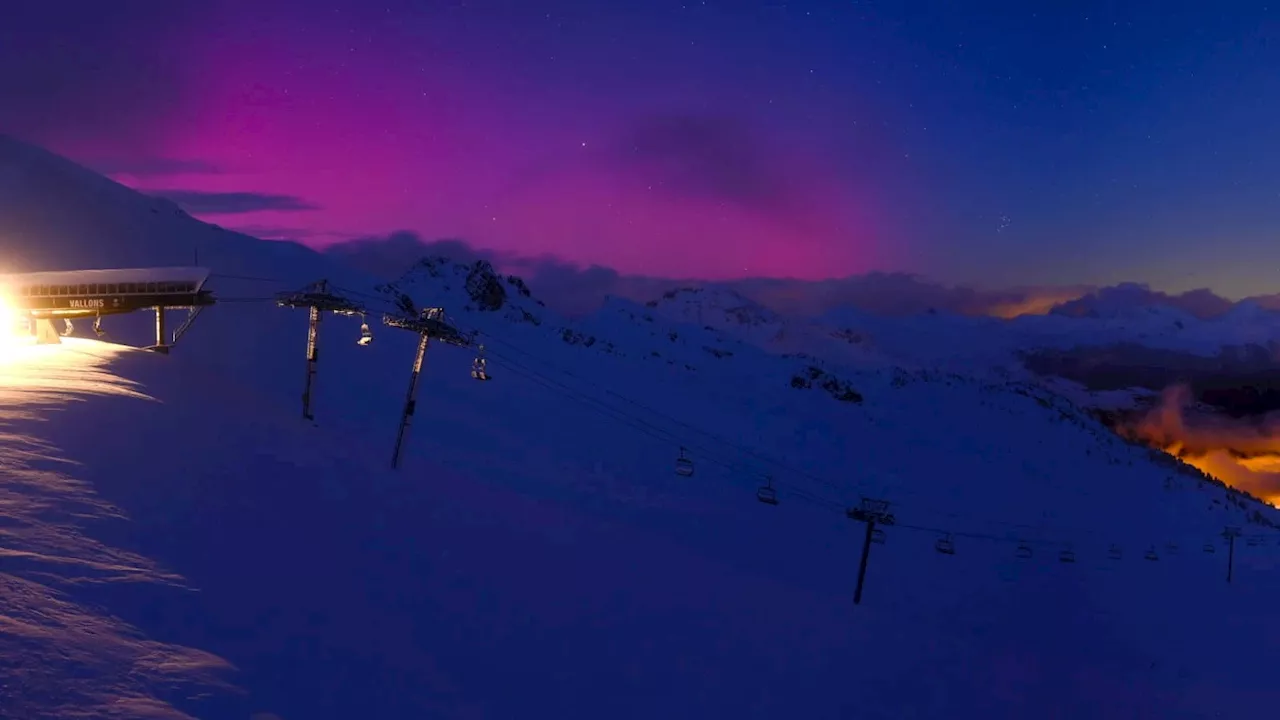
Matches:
[[0, 267, 212, 291]]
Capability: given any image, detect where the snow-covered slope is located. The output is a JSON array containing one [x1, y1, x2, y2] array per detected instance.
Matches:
[[639, 285, 888, 370], [645, 286, 784, 332], [0, 135, 307, 276], [3, 138, 1280, 719]]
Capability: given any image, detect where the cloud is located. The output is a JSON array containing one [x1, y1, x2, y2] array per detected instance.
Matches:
[[325, 232, 475, 277], [324, 232, 683, 314], [1051, 283, 1236, 320], [1122, 385, 1280, 505], [226, 224, 344, 242], [322, 235, 1280, 324], [322, 234, 1095, 318], [146, 190, 321, 215], [493, 112, 850, 254], [89, 157, 221, 178], [611, 114, 798, 216], [1248, 294, 1280, 311], [728, 274, 1097, 319], [498, 113, 809, 216]]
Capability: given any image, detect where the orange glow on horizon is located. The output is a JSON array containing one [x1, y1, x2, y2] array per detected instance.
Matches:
[[1118, 385, 1280, 508], [984, 290, 1091, 319]]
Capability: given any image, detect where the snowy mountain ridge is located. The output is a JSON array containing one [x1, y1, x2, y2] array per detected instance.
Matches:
[[644, 285, 783, 328], [376, 255, 871, 408]]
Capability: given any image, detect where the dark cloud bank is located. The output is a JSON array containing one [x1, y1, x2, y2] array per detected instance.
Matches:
[[146, 190, 320, 215], [321, 232, 1278, 320]]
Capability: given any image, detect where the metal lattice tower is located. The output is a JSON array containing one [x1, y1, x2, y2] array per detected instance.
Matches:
[[846, 497, 895, 605], [276, 279, 369, 421], [383, 307, 474, 469]]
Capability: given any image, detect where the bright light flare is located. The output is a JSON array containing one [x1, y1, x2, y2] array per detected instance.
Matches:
[[0, 294, 35, 351]]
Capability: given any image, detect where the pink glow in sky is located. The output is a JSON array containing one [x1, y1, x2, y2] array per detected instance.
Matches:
[[8, 1, 1280, 296], [77, 5, 891, 281]]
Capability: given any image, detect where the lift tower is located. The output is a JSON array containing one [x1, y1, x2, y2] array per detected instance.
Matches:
[[383, 307, 473, 469], [276, 280, 366, 421], [847, 497, 895, 606]]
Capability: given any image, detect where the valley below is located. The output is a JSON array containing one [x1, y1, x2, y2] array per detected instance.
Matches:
[[1025, 343, 1280, 508]]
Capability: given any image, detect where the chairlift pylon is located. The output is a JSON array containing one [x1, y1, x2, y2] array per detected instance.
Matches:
[[674, 446, 694, 477], [756, 476, 778, 506], [935, 533, 955, 556]]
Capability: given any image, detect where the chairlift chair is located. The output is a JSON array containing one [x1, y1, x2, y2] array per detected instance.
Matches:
[[756, 476, 779, 506], [357, 320, 373, 346], [471, 345, 491, 380], [1058, 547, 1076, 564], [935, 533, 956, 556], [1015, 542, 1033, 559], [92, 316, 105, 338], [674, 447, 695, 477], [61, 318, 74, 337], [1108, 544, 1123, 560], [1165, 542, 1179, 555], [871, 528, 887, 545], [1246, 536, 1261, 547], [1144, 546, 1159, 561], [1203, 543, 1216, 554]]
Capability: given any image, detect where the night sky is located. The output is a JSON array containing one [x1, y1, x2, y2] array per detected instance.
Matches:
[[2, 1, 1277, 296]]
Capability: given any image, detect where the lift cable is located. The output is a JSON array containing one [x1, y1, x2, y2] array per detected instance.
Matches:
[[208, 272, 296, 284]]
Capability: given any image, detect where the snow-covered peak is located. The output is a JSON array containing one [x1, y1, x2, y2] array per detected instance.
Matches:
[[636, 284, 893, 367], [644, 285, 782, 329], [377, 255, 553, 334]]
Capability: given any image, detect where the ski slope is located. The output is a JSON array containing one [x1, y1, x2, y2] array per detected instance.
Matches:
[[2, 134, 1280, 718]]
